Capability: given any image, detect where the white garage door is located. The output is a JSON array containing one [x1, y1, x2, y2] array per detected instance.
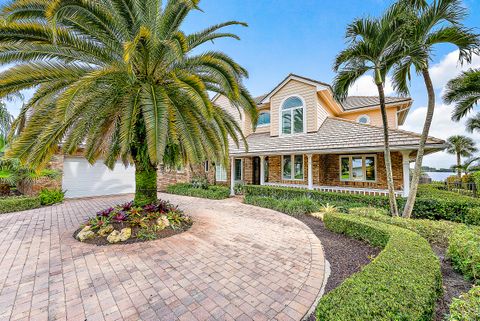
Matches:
[[62, 157, 135, 198]]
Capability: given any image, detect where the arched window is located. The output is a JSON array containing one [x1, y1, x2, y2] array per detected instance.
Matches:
[[257, 112, 270, 126], [357, 114, 370, 125], [281, 96, 304, 134]]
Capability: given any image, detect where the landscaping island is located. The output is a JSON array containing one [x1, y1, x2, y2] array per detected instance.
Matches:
[[74, 200, 192, 245]]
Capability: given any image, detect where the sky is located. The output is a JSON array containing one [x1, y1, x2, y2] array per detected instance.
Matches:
[[2, 0, 480, 169]]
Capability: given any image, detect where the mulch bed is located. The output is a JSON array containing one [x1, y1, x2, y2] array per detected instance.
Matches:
[[298, 215, 474, 321], [298, 215, 381, 293], [433, 246, 473, 321], [73, 222, 192, 246]]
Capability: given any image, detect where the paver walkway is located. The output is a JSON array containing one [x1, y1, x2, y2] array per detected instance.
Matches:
[[0, 193, 325, 321]]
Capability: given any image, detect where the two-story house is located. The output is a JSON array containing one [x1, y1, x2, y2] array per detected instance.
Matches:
[[212, 74, 446, 197]]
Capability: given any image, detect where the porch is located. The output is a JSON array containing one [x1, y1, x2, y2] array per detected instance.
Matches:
[[227, 151, 412, 197]]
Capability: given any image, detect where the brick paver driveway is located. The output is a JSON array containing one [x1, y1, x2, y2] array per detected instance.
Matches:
[[0, 193, 325, 321]]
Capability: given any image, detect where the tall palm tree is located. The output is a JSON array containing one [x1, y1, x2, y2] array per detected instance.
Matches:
[[0, 0, 258, 206], [0, 101, 13, 152], [444, 68, 480, 120], [446, 135, 478, 178], [333, 7, 405, 216], [392, 0, 479, 218]]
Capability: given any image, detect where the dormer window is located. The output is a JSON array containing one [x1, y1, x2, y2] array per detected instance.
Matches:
[[257, 112, 270, 126], [357, 115, 370, 125], [281, 96, 304, 135]]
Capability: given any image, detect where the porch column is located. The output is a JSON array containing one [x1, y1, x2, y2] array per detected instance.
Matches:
[[230, 156, 235, 196], [260, 155, 265, 185], [401, 151, 411, 197], [307, 154, 313, 190]]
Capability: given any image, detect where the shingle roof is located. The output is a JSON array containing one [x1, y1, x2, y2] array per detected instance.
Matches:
[[230, 117, 445, 155], [343, 96, 412, 110]]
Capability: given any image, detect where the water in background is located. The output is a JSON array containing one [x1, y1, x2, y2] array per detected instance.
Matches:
[[424, 172, 455, 182]]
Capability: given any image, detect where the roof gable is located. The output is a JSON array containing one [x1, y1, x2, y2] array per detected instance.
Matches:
[[260, 74, 329, 104]]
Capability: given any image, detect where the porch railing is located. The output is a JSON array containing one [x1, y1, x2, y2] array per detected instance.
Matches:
[[263, 182, 402, 196]]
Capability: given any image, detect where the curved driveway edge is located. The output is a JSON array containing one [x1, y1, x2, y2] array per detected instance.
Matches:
[[0, 193, 325, 321]]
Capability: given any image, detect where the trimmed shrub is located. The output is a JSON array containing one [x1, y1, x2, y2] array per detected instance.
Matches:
[[166, 183, 229, 200], [245, 195, 319, 216], [447, 226, 480, 284], [465, 207, 480, 226], [317, 213, 442, 321], [448, 286, 480, 321], [243, 184, 480, 225], [0, 196, 41, 213], [349, 207, 462, 247], [38, 188, 65, 206]]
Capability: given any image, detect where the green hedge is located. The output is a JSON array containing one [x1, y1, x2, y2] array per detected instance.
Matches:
[[447, 226, 480, 284], [244, 195, 319, 216], [166, 183, 230, 200], [243, 185, 480, 225], [448, 286, 480, 321], [316, 213, 442, 321], [349, 207, 462, 247], [0, 196, 41, 213]]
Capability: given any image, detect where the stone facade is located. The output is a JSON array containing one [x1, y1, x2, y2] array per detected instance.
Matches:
[[18, 154, 64, 196], [156, 162, 216, 191]]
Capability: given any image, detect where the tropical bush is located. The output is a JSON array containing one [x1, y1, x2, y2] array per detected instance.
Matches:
[[166, 183, 229, 200], [448, 286, 480, 321], [317, 213, 442, 321], [244, 195, 320, 216], [38, 188, 65, 206], [447, 226, 480, 284], [243, 185, 480, 224], [0, 195, 41, 213]]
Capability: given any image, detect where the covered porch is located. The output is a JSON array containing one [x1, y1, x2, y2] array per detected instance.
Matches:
[[228, 151, 413, 197]]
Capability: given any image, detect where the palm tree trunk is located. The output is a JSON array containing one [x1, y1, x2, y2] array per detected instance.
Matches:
[[402, 69, 435, 218], [131, 116, 158, 206], [457, 153, 462, 179], [377, 83, 399, 217]]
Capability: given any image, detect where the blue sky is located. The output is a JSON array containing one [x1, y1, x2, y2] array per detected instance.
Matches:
[[2, 0, 480, 168]]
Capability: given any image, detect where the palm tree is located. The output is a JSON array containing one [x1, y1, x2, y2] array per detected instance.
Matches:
[[392, 0, 479, 218], [452, 156, 480, 175], [0, 101, 13, 153], [444, 68, 480, 120], [0, 0, 258, 206], [333, 7, 405, 216], [446, 135, 478, 178], [465, 112, 480, 133]]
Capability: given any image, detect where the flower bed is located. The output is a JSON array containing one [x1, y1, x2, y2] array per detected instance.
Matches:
[[75, 200, 192, 245]]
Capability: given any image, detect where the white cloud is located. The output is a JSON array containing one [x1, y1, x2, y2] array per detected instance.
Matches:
[[348, 75, 394, 96], [429, 50, 480, 92], [401, 103, 480, 169]]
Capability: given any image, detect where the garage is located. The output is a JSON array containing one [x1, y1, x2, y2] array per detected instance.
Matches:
[[62, 157, 135, 198]]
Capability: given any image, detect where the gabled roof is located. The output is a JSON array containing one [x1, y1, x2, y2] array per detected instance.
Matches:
[[259, 74, 330, 104], [230, 117, 445, 156]]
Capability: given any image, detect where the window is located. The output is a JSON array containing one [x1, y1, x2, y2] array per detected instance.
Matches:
[[281, 96, 304, 134], [339, 155, 376, 182], [282, 155, 304, 180], [204, 161, 209, 172], [257, 112, 270, 126], [234, 159, 243, 181], [215, 165, 227, 181], [264, 156, 269, 182], [357, 115, 370, 124]]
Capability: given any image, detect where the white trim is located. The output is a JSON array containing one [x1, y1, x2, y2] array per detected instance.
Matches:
[[282, 154, 305, 181], [356, 114, 371, 125], [234, 158, 244, 182], [230, 157, 235, 196], [260, 155, 265, 185], [401, 150, 412, 197], [339, 154, 377, 183], [260, 75, 328, 104], [307, 154, 313, 190], [279, 95, 307, 136]]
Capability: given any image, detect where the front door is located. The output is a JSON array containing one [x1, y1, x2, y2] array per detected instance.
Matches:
[[252, 156, 261, 185]]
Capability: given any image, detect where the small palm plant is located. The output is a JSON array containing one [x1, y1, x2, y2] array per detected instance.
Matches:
[[0, 0, 258, 206]]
